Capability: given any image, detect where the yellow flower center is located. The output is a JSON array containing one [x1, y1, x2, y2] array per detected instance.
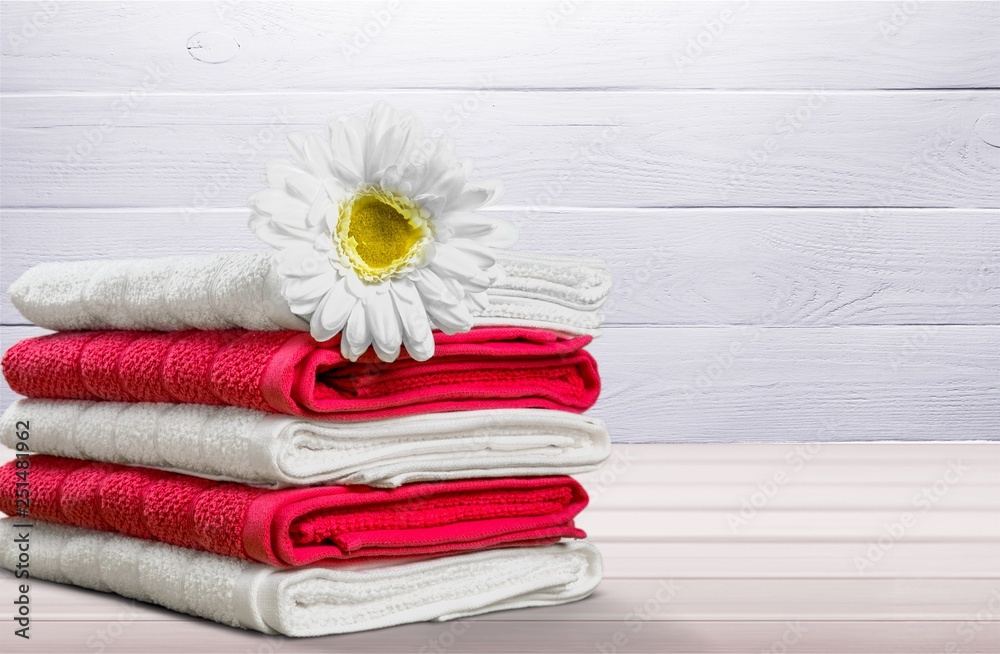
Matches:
[[336, 188, 430, 282]]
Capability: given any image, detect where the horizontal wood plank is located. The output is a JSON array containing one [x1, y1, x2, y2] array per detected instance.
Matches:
[[3, 208, 999, 327], [2, 92, 999, 209], [2, 2, 998, 92]]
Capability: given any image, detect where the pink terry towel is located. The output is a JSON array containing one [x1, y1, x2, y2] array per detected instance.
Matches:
[[2, 327, 600, 420], [0, 456, 588, 567]]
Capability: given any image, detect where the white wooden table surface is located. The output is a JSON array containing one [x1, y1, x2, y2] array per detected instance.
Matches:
[[1, 2, 999, 652], [2, 442, 999, 653]]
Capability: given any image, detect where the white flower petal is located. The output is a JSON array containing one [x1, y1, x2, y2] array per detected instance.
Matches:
[[249, 212, 320, 249], [413, 193, 447, 218], [424, 297, 474, 334], [368, 124, 411, 180], [284, 171, 323, 204], [328, 116, 366, 185], [449, 180, 504, 212], [285, 133, 312, 170], [274, 244, 322, 275], [342, 302, 372, 361], [447, 238, 498, 269], [309, 291, 335, 340], [249, 188, 310, 219], [390, 278, 434, 361], [440, 213, 518, 247], [313, 277, 356, 342], [366, 102, 406, 142], [285, 270, 337, 306], [467, 290, 490, 311], [410, 267, 462, 306], [264, 158, 303, 188], [430, 243, 491, 292], [395, 118, 424, 167], [365, 288, 402, 362], [413, 138, 460, 196]]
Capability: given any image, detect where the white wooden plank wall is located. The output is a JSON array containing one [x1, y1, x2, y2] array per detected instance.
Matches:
[[0, 2, 1000, 442], [1, 2, 999, 652], [1, 2, 999, 443]]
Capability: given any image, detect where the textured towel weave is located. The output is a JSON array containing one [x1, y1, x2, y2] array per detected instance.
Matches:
[[8, 250, 610, 335], [1, 400, 610, 488], [0, 455, 587, 566], [2, 327, 600, 420], [0, 519, 602, 636]]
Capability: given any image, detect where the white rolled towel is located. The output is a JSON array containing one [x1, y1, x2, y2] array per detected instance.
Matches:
[[8, 249, 610, 335], [0, 520, 602, 637], [0, 400, 611, 488]]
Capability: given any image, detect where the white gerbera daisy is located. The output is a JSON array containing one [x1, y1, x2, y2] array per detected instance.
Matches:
[[249, 103, 517, 362]]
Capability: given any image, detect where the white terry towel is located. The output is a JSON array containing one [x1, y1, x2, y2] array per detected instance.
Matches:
[[0, 520, 602, 637], [0, 400, 611, 488], [8, 249, 611, 335]]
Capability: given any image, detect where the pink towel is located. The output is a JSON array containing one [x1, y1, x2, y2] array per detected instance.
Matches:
[[0, 456, 587, 567], [2, 327, 600, 420]]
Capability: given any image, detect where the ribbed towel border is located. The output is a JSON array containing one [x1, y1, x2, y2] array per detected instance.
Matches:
[[1, 327, 600, 420]]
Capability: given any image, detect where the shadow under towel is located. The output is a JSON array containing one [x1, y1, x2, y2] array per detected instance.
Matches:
[[1, 326, 600, 420], [0, 520, 602, 637], [0, 456, 588, 566]]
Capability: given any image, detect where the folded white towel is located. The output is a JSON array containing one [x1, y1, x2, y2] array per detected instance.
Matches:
[[8, 249, 610, 335], [0, 520, 602, 637], [0, 400, 611, 488]]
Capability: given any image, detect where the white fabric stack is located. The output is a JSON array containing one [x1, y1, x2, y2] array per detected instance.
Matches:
[[8, 249, 611, 335], [0, 400, 610, 488], [0, 520, 602, 637], [2, 247, 612, 636]]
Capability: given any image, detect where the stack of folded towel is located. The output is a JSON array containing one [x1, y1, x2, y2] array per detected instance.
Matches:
[[0, 249, 612, 637]]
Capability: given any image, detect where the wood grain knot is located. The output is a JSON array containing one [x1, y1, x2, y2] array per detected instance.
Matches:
[[186, 32, 240, 64], [974, 114, 1000, 148]]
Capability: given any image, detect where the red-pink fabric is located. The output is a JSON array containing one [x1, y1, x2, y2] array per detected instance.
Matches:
[[0, 455, 588, 567], [2, 327, 600, 419]]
